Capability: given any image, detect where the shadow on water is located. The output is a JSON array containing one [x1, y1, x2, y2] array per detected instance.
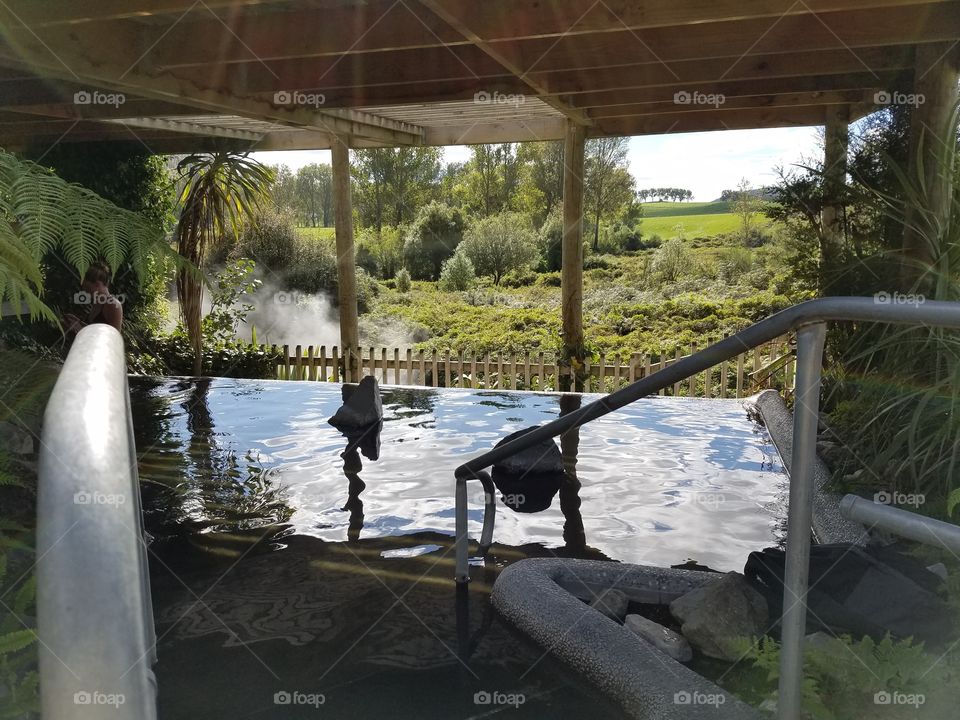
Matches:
[[130, 377, 785, 719]]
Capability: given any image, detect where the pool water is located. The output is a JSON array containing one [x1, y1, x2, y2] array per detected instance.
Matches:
[[131, 377, 786, 719]]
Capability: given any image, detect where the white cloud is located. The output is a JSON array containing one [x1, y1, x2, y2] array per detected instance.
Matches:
[[253, 126, 822, 202]]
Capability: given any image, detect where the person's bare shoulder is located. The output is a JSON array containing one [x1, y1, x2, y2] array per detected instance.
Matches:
[[102, 298, 123, 330]]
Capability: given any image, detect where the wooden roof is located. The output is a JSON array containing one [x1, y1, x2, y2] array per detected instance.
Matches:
[[0, 0, 957, 152]]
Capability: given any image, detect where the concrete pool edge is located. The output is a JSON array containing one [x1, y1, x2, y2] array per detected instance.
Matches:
[[750, 389, 867, 545], [490, 558, 763, 719]]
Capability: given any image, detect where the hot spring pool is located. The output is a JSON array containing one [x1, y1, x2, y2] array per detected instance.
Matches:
[[131, 377, 786, 719]]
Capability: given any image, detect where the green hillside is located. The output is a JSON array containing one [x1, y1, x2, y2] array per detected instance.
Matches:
[[641, 201, 731, 217], [640, 201, 767, 239]]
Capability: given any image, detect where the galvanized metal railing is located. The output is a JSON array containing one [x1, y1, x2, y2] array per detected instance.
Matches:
[[37, 325, 157, 720], [452, 296, 960, 720]]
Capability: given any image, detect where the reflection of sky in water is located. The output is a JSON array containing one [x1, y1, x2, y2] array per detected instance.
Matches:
[[133, 379, 785, 572]]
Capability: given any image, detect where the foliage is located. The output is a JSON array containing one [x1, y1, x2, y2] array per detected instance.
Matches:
[[0, 522, 38, 719], [637, 187, 693, 202], [201, 259, 261, 345], [732, 633, 957, 720], [649, 238, 696, 283], [460, 212, 538, 284], [356, 225, 405, 279], [0, 148, 176, 324], [225, 205, 299, 270], [438, 249, 476, 292], [173, 151, 273, 375], [585, 137, 635, 250], [395, 268, 411, 294], [352, 148, 442, 230], [515, 141, 564, 225], [457, 144, 522, 217], [403, 202, 466, 280]]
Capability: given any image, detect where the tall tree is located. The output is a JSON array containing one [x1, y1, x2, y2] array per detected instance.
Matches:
[[460, 144, 521, 216], [270, 164, 297, 211], [174, 152, 272, 375], [352, 147, 442, 230], [585, 137, 634, 250], [295, 163, 332, 227], [516, 141, 563, 226]]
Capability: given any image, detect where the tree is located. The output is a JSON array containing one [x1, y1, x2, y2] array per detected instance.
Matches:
[[270, 164, 297, 211], [733, 177, 760, 245], [460, 212, 538, 284], [352, 147, 441, 230], [585, 137, 635, 250], [439, 249, 476, 291], [403, 201, 466, 279], [174, 152, 273, 375], [460, 144, 521, 216], [294, 163, 332, 227], [516, 141, 564, 226]]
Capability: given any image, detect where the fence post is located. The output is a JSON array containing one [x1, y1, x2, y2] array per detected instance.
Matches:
[[295, 344, 303, 380], [688, 343, 697, 396], [394, 348, 400, 385]]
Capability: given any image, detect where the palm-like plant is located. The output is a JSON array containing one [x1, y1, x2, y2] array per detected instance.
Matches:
[[173, 152, 273, 375], [0, 149, 169, 322]]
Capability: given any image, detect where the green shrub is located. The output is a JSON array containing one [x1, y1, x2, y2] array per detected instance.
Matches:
[[501, 268, 538, 288], [439, 249, 476, 292], [403, 202, 466, 280], [233, 206, 300, 270], [395, 268, 412, 293], [536, 272, 562, 287], [583, 255, 611, 270], [716, 247, 753, 283], [537, 212, 563, 272], [460, 212, 538, 284], [649, 238, 695, 283], [283, 237, 338, 294]]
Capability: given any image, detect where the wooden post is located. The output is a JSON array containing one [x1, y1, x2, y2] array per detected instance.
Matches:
[[561, 119, 587, 391], [332, 137, 359, 381], [821, 106, 849, 294], [900, 43, 960, 291]]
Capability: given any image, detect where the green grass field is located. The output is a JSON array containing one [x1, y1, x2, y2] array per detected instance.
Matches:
[[296, 226, 336, 241], [640, 201, 766, 239]]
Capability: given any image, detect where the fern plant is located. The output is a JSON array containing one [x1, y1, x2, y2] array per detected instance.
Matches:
[[0, 521, 38, 719], [0, 148, 176, 323]]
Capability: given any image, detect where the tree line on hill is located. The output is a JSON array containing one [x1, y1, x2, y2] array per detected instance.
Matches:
[[636, 187, 693, 202]]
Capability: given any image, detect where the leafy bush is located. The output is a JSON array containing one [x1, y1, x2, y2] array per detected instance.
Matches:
[[716, 247, 754, 283], [283, 237, 338, 294], [0, 523, 38, 719], [501, 268, 538, 288], [537, 212, 563, 272], [439, 249, 476, 292], [201, 258, 260, 345], [461, 212, 538, 284], [403, 202, 466, 280], [536, 272, 562, 287], [395, 268, 412, 293], [231, 206, 300, 270], [649, 238, 695, 283]]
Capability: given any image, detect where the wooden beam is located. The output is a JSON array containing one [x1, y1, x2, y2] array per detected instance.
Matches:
[[561, 119, 586, 391], [589, 90, 871, 118], [417, 0, 592, 125], [332, 137, 360, 381], [900, 42, 960, 289], [102, 116, 263, 141], [592, 104, 846, 135]]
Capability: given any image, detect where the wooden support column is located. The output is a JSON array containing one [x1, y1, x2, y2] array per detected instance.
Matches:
[[332, 136, 360, 381], [900, 43, 960, 291], [561, 119, 587, 392], [820, 106, 849, 295]]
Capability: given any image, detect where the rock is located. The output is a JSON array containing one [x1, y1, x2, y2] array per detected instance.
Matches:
[[0, 420, 33, 455], [492, 427, 563, 475], [926, 563, 948, 581], [328, 376, 383, 429], [669, 572, 768, 661], [589, 588, 629, 623], [624, 613, 693, 662]]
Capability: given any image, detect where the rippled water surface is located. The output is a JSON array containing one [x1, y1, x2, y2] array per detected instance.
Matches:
[[131, 377, 786, 719]]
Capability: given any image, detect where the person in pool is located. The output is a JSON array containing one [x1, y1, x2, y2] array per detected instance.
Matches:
[[64, 262, 123, 334]]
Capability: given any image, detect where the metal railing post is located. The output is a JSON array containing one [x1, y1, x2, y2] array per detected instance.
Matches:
[[777, 322, 826, 720], [455, 477, 469, 583]]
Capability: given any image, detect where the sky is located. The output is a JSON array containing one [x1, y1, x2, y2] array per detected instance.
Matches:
[[252, 125, 824, 202]]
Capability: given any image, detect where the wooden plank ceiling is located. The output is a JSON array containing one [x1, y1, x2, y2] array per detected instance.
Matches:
[[0, 0, 956, 152]]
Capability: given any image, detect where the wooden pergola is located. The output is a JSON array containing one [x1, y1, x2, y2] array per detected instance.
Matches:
[[1, 0, 958, 385]]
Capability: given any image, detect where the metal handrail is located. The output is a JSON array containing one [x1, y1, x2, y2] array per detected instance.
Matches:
[[453, 296, 960, 720], [37, 325, 157, 719]]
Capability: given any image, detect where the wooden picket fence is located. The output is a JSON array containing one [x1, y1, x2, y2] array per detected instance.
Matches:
[[268, 334, 796, 398]]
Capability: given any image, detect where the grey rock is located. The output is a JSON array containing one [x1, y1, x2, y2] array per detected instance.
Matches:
[[0, 420, 33, 455], [493, 427, 563, 475], [328, 376, 383, 429], [589, 588, 629, 622], [624, 613, 693, 662], [669, 572, 768, 661]]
